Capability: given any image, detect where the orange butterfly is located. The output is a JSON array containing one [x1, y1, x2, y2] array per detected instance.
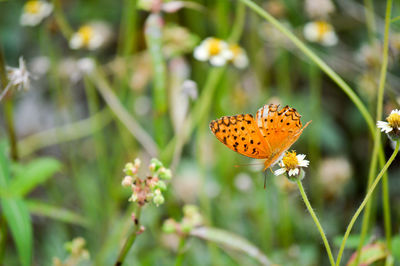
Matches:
[[209, 104, 311, 171]]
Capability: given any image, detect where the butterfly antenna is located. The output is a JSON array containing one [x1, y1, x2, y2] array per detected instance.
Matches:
[[234, 162, 264, 168]]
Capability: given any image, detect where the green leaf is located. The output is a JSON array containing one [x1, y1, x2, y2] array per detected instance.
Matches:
[[0, 142, 32, 266], [10, 157, 61, 196], [190, 226, 273, 265], [347, 241, 388, 266], [26, 200, 90, 228], [392, 235, 400, 261]]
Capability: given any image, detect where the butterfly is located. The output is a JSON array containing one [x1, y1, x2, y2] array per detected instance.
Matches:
[[209, 104, 311, 171]]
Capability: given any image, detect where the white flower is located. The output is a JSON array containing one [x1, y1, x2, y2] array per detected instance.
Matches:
[[229, 44, 249, 69], [377, 110, 400, 134], [193, 37, 233, 66], [69, 22, 112, 50], [7, 57, 30, 91], [303, 21, 338, 46], [304, 0, 335, 19], [20, 0, 53, 26], [274, 151, 309, 177], [1, 57, 31, 101], [77, 58, 95, 75]]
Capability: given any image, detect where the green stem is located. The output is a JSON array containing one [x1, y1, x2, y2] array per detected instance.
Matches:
[[363, 0, 376, 42], [0, 47, 18, 161], [145, 13, 168, 147], [356, 0, 393, 262], [376, 0, 393, 253], [296, 179, 335, 266], [117, 0, 138, 57], [17, 109, 112, 158], [228, 1, 245, 43], [239, 0, 374, 135], [174, 237, 186, 266], [335, 141, 400, 266], [115, 207, 142, 265], [52, 0, 73, 39]]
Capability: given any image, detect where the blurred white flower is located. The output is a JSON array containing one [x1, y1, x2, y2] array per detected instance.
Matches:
[[77, 57, 95, 75], [303, 21, 338, 46], [20, 0, 53, 26], [69, 22, 112, 50], [318, 157, 352, 198], [234, 173, 253, 192], [193, 37, 233, 66], [229, 44, 249, 69], [182, 80, 198, 100], [57, 57, 95, 83], [304, 0, 335, 19], [2, 57, 31, 102], [274, 151, 309, 177], [29, 56, 50, 76]]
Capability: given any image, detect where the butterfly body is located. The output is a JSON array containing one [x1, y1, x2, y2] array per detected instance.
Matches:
[[210, 104, 310, 171]]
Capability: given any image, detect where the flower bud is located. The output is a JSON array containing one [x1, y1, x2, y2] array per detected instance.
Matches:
[[153, 193, 165, 206], [159, 168, 172, 180], [124, 162, 137, 175], [162, 218, 177, 233], [121, 176, 133, 187], [181, 219, 193, 233], [156, 180, 167, 191], [134, 158, 141, 168], [150, 158, 163, 172]]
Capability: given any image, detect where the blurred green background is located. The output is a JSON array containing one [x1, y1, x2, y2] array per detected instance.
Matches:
[[0, 0, 400, 265]]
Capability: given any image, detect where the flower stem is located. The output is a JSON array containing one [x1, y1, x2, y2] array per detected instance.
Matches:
[[52, 0, 73, 39], [0, 46, 18, 161], [115, 207, 142, 266], [296, 179, 335, 266], [356, 0, 393, 262], [335, 141, 400, 266], [174, 237, 186, 266]]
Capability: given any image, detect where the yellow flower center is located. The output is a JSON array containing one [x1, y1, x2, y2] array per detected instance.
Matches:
[[208, 38, 222, 55], [282, 151, 299, 170], [25, 1, 42, 14], [229, 44, 241, 57], [315, 21, 331, 39], [77, 25, 94, 46], [387, 113, 400, 128]]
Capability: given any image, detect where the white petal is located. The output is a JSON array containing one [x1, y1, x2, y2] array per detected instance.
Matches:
[[296, 154, 306, 161], [298, 159, 310, 167], [209, 55, 227, 66], [303, 23, 318, 42], [288, 168, 299, 176], [193, 46, 209, 61], [220, 49, 234, 60], [322, 32, 338, 46], [390, 109, 400, 115], [233, 54, 249, 69], [69, 35, 83, 49], [377, 121, 393, 133], [274, 168, 287, 176], [20, 14, 42, 26]]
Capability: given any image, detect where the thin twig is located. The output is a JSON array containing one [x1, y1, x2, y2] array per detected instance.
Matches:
[[91, 68, 159, 157]]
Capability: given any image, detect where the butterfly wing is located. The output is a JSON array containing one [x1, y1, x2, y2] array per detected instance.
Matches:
[[209, 114, 270, 159], [256, 104, 311, 169]]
